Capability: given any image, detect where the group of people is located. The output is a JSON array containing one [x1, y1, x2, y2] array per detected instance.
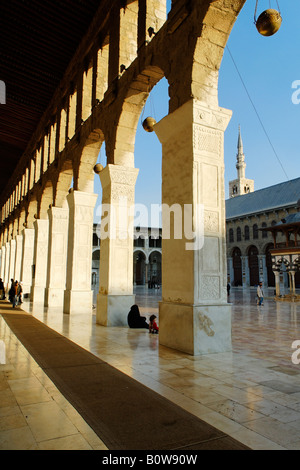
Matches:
[[8, 279, 23, 308], [127, 304, 159, 334]]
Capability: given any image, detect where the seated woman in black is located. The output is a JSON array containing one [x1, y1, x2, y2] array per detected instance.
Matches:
[[127, 305, 149, 329]]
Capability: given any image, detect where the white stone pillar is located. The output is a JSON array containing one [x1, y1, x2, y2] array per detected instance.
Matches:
[[260, 254, 268, 287], [64, 190, 97, 314], [227, 257, 234, 285], [154, 99, 232, 355], [20, 229, 35, 296], [14, 235, 23, 283], [8, 239, 16, 282], [4, 242, 11, 290], [30, 219, 49, 304], [0, 246, 6, 282], [290, 271, 296, 295], [45, 207, 68, 307], [243, 256, 250, 288], [96, 164, 139, 326], [274, 271, 280, 297]]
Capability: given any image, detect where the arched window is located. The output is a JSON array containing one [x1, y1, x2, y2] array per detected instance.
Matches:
[[237, 227, 241, 242], [93, 233, 99, 246], [134, 236, 144, 247], [262, 222, 268, 238], [253, 224, 258, 239], [244, 225, 250, 240], [229, 228, 234, 243]]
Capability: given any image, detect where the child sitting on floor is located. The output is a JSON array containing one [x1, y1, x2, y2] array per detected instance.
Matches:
[[149, 314, 159, 334]]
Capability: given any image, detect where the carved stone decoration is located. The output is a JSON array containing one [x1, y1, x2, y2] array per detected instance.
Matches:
[[198, 313, 215, 337], [193, 125, 221, 156], [204, 210, 219, 233], [200, 275, 220, 300]]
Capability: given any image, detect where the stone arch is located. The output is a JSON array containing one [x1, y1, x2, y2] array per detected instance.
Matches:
[[163, 0, 247, 112], [54, 161, 73, 208], [92, 248, 101, 285], [18, 208, 26, 234], [25, 198, 38, 229], [247, 244, 259, 286], [133, 249, 146, 285], [232, 246, 242, 286], [148, 250, 161, 285], [75, 129, 105, 193], [265, 242, 275, 287], [111, 65, 166, 166], [38, 181, 54, 220]]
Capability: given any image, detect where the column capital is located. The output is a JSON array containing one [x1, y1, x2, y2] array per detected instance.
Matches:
[[66, 189, 98, 209], [154, 99, 232, 144], [99, 164, 139, 189]]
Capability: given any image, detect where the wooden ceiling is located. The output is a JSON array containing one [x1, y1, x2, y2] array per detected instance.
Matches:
[[0, 0, 102, 201]]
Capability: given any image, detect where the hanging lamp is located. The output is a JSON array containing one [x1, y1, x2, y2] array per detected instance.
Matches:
[[254, 0, 282, 36], [141, 79, 156, 132], [93, 163, 103, 174]]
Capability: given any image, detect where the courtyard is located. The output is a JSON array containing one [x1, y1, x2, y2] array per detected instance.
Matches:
[[1, 286, 300, 449]]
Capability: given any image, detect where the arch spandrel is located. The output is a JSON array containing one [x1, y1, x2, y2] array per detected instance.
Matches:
[[108, 66, 166, 166], [38, 182, 54, 220], [75, 129, 105, 193]]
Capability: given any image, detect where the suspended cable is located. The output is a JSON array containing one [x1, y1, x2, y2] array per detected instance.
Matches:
[[226, 45, 289, 182]]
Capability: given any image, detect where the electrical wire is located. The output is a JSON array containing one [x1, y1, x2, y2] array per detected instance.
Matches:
[[226, 45, 290, 182]]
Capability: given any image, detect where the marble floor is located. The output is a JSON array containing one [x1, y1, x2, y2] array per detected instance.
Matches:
[[1, 286, 300, 450]]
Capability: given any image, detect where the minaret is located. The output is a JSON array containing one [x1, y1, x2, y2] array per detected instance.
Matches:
[[236, 125, 246, 180], [229, 126, 254, 198]]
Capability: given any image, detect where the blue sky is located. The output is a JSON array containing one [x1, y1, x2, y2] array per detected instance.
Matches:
[[94, 1, 300, 225]]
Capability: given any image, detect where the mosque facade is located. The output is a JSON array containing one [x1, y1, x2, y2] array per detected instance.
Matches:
[[92, 127, 300, 294], [226, 128, 300, 291]]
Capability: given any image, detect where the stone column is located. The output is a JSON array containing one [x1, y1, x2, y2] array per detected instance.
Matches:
[[227, 257, 234, 285], [14, 235, 23, 283], [274, 271, 280, 297], [0, 245, 6, 283], [30, 219, 49, 304], [96, 164, 139, 326], [8, 239, 16, 282], [4, 242, 10, 290], [20, 229, 35, 296], [145, 261, 149, 285], [154, 99, 232, 355], [290, 271, 296, 295], [45, 206, 68, 307], [260, 254, 268, 287], [243, 256, 250, 288], [64, 190, 97, 314]]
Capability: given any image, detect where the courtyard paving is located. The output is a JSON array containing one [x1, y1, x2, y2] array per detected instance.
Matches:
[[1, 286, 300, 450]]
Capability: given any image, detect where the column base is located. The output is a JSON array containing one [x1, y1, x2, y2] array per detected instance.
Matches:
[[21, 284, 31, 297], [97, 293, 135, 326], [45, 288, 64, 308], [158, 301, 232, 356], [63, 290, 93, 314], [30, 286, 46, 304]]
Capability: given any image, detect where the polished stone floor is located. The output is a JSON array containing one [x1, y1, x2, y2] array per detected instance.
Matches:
[[1, 286, 300, 450]]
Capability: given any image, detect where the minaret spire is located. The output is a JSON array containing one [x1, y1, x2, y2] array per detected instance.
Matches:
[[236, 125, 246, 180], [237, 125, 243, 154], [228, 126, 254, 198]]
